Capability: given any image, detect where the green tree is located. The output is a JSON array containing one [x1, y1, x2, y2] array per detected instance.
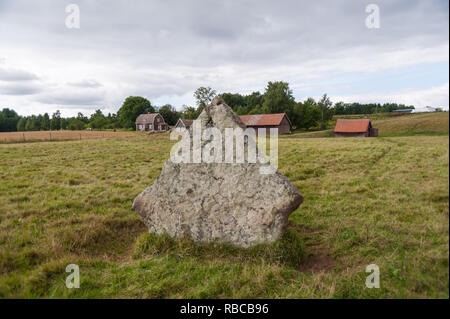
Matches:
[[0, 108, 21, 132], [16, 117, 26, 131], [181, 105, 199, 120], [220, 92, 246, 110], [25, 118, 32, 131], [50, 110, 61, 130], [262, 81, 295, 122], [89, 109, 108, 129], [317, 94, 334, 129], [41, 113, 50, 130], [76, 112, 89, 124], [68, 118, 86, 130], [194, 87, 216, 111], [117, 96, 154, 129], [293, 98, 321, 130], [246, 91, 264, 111], [158, 104, 180, 126]]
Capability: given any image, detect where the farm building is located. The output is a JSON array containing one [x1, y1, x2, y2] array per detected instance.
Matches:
[[135, 112, 168, 132], [334, 119, 378, 137], [174, 119, 193, 130], [239, 113, 292, 134]]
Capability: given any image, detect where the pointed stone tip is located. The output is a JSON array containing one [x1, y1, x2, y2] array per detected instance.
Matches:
[[211, 96, 225, 106]]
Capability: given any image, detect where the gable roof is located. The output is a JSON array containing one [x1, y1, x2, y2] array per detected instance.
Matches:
[[334, 119, 371, 133], [176, 119, 193, 127], [239, 113, 290, 127], [135, 113, 163, 124]]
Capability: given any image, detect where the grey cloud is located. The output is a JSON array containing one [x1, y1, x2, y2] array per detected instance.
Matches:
[[0, 67, 39, 81], [0, 0, 448, 113], [36, 91, 104, 106], [67, 79, 102, 88], [0, 82, 42, 95]]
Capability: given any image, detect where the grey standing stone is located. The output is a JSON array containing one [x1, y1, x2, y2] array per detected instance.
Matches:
[[133, 97, 303, 247]]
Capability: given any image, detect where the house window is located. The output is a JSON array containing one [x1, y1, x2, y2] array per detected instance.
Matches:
[[149, 124, 153, 130], [156, 117, 160, 122]]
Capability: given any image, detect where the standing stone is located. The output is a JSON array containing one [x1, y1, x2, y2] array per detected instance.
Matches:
[[132, 97, 303, 247]]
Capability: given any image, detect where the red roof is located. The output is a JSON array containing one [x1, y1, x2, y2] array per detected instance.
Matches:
[[239, 113, 289, 126], [334, 119, 371, 133]]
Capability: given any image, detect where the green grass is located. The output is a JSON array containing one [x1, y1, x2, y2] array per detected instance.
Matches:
[[374, 112, 449, 136], [293, 112, 449, 137], [0, 131, 448, 298]]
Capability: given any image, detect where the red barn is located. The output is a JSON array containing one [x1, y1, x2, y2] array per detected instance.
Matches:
[[239, 113, 292, 134], [334, 119, 378, 137]]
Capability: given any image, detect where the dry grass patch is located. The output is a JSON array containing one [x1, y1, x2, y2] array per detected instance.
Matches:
[[0, 130, 138, 143]]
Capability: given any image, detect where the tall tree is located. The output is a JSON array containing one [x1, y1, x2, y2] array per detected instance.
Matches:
[[317, 94, 334, 129], [0, 108, 20, 132], [181, 105, 199, 120], [50, 110, 62, 130], [194, 87, 216, 111], [16, 117, 26, 131], [220, 92, 246, 110], [293, 98, 321, 130], [246, 91, 264, 111], [89, 109, 108, 129], [262, 81, 295, 120], [41, 113, 50, 130], [158, 104, 180, 126], [117, 96, 154, 129]]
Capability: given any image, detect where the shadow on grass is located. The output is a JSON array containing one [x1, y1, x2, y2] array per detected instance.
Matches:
[[133, 226, 304, 268]]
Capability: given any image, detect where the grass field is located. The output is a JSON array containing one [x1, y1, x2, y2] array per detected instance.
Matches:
[[0, 116, 448, 298], [295, 112, 449, 138]]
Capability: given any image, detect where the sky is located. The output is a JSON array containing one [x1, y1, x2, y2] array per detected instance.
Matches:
[[0, 0, 448, 117]]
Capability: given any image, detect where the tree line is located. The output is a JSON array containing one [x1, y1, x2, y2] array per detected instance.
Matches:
[[0, 81, 415, 132]]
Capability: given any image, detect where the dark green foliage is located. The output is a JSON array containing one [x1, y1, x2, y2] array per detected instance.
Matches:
[[117, 96, 154, 129], [334, 101, 415, 115], [262, 81, 296, 115], [194, 87, 216, 110], [157, 104, 180, 126], [180, 105, 200, 120], [0, 108, 20, 132], [89, 109, 108, 129], [292, 98, 321, 130], [317, 94, 335, 130], [50, 110, 61, 130]]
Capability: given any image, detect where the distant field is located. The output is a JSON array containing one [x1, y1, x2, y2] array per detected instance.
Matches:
[[374, 112, 449, 136], [0, 132, 448, 298], [0, 130, 137, 143], [294, 112, 449, 137]]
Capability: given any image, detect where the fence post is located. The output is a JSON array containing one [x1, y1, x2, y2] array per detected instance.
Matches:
[[50, 132, 52, 141], [23, 132, 25, 142], [80, 133, 82, 140]]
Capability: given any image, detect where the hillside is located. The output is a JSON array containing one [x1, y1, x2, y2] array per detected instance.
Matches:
[[291, 112, 449, 138], [373, 112, 449, 136]]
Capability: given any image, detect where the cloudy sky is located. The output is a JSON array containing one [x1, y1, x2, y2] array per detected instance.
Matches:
[[0, 0, 448, 116]]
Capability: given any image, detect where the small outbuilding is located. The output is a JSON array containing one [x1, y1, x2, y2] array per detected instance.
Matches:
[[239, 113, 292, 134], [334, 119, 378, 137], [135, 112, 167, 132], [174, 119, 193, 130]]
